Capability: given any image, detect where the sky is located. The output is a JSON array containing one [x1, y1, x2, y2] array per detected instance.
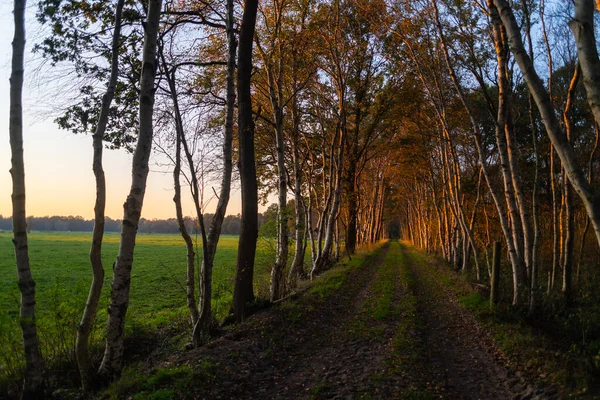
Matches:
[[0, 3, 266, 220]]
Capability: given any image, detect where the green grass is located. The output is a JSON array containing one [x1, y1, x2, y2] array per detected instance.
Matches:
[[105, 362, 218, 400], [308, 243, 385, 300], [458, 293, 488, 310], [386, 242, 435, 399], [347, 241, 398, 339], [0, 231, 281, 388], [0, 231, 251, 325], [390, 243, 420, 367], [367, 247, 397, 321]]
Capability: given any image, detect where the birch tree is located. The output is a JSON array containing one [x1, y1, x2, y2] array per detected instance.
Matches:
[[75, 0, 125, 390], [193, 0, 237, 341], [99, 0, 163, 379], [10, 0, 44, 396]]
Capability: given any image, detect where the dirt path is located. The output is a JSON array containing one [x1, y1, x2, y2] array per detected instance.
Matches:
[[400, 244, 523, 400], [169, 241, 550, 399]]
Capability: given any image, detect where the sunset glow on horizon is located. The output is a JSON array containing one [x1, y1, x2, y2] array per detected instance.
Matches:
[[0, 3, 263, 222]]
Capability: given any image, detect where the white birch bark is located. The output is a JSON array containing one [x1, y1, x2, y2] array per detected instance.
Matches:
[[192, 0, 236, 341], [269, 64, 288, 302], [488, 4, 526, 302], [570, 0, 600, 133], [288, 88, 306, 287], [312, 115, 345, 276], [99, 0, 162, 379], [76, 0, 125, 390], [433, 0, 523, 305], [10, 0, 44, 395]]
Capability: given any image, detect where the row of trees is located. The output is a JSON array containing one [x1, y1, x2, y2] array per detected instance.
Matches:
[[0, 214, 260, 235], [390, 0, 600, 313], [9, 0, 391, 395], [10, 0, 600, 397]]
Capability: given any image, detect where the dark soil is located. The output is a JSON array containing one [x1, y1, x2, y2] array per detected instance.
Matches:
[[401, 246, 557, 400]]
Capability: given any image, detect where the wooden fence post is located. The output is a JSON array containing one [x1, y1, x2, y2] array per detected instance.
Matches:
[[490, 241, 501, 309]]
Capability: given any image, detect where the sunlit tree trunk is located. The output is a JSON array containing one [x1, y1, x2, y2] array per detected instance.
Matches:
[[312, 117, 345, 275], [469, 169, 483, 281], [538, 0, 560, 292], [10, 0, 44, 396], [268, 58, 288, 302], [288, 88, 306, 288], [561, 64, 580, 304], [577, 123, 599, 279], [76, 0, 124, 391], [98, 0, 162, 379], [488, 3, 526, 304], [521, 0, 541, 315]]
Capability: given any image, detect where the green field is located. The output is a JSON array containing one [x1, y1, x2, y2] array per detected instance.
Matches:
[[0, 231, 278, 379]]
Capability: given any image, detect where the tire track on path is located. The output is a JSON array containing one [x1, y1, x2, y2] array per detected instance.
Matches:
[[400, 243, 525, 400], [182, 243, 392, 399]]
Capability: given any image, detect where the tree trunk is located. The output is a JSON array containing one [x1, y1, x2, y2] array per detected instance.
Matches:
[[312, 115, 345, 276], [345, 107, 360, 254], [193, 0, 237, 341], [269, 62, 288, 302], [288, 90, 306, 288], [160, 55, 200, 329], [10, 0, 44, 396], [488, 3, 526, 305], [233, 0, 259, 322], [576, 123, 599, 279], [550, 146, 559, 291], [561, 64, 580, 305], [171, 95, 198, 327], [77, 0, 125, 390], [521, 0, 541, 315], [490, 241, 501, 309], [98, 0, 162, 379], [563, 180, 574, 304], [346, 164, 358, 254], [570, 0, 600, 136]]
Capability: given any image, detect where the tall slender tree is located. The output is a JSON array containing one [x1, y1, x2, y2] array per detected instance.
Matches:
[[99, 0, 163, 379], [193, 0, 238, 341], [76, 0, 125, 390], [234, 0, 260, 321], [10, 0, 44, 396]]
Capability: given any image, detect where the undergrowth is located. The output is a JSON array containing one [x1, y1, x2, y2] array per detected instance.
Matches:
[[104, 362, 218, 400]]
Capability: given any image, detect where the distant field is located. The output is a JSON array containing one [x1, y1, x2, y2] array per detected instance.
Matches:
[[0, 231, 278, 375]]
